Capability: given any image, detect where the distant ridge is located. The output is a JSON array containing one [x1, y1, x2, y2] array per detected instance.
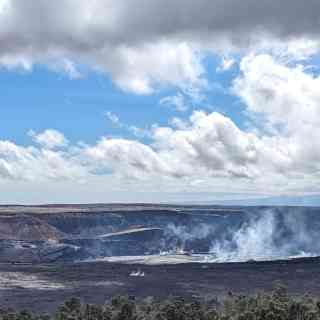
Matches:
[[176, 194, 320, 207]]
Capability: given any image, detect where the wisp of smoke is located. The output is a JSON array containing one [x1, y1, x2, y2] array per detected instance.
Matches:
[[164, 223, 216, 252], [209, 209, 316, 262]]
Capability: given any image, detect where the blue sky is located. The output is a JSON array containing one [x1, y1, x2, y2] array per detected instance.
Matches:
[[1, 0, 320, 204], [1, 54, 242, 146]]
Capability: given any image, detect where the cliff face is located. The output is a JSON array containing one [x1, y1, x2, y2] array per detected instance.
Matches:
[[0, 215, 64, 241], [0, 205, 319, 263], [0, 205, 243, 263]]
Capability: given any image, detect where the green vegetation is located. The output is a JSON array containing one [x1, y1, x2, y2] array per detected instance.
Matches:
[[1, 285, 320, 320]]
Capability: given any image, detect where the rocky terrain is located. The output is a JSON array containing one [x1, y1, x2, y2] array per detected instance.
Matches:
[[0, 204, 244, 263], [0, 204, 319, 263], [1, 257, 320, 313], [0, 204, 320, 312]]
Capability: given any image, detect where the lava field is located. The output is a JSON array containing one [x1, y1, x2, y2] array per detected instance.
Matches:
[[0, 204, 320, 312]]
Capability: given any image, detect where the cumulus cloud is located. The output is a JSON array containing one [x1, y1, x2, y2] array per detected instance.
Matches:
[[29, 129, 69, 149], [0, 0, 207, 94], [234, 54, 320, 132], [103, 42, 206, 94], [2, 114, 261, 184], [151, 111, 262, 179], [85, 138, 171, 179], [0, 140, 86, 181], [0, 113, 259, 183], [233, 53, 320, 176], [0, 0, 320, 93], [1, 51, 320, 197], [2, 65, 320, 196]]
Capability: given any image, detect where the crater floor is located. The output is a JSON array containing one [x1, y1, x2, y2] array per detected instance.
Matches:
[[0, 257, 320, 313]]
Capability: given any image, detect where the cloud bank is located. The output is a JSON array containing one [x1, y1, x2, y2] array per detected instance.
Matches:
[[1, 51, 320, 198], [0, 0, 320, 94]]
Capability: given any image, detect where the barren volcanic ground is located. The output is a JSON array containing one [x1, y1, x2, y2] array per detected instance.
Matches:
[[1, 258, 320, 313], [0, 204, 320, 312]]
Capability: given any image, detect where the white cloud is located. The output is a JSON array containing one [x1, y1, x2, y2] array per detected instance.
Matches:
[[105, 111, 151, 138], [234, 54, 320, 131], [160, 93, 188, 112], [169, 117, 189, 130], [85, 138, 171, 179], [29, 129, 69, 149], [103, 42, 206, 94], [233, 53, 320, 177], [0, 140, 86, 181], [0, 54, 33, 71], [2, 89, 320, 197], [0, 0, 319, 95], [151, 111, 261, 179]]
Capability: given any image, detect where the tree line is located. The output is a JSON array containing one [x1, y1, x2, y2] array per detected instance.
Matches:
[[1, 284, 320, 320]]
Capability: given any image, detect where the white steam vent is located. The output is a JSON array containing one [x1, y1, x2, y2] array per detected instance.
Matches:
[[129, 270, 145, 277]]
